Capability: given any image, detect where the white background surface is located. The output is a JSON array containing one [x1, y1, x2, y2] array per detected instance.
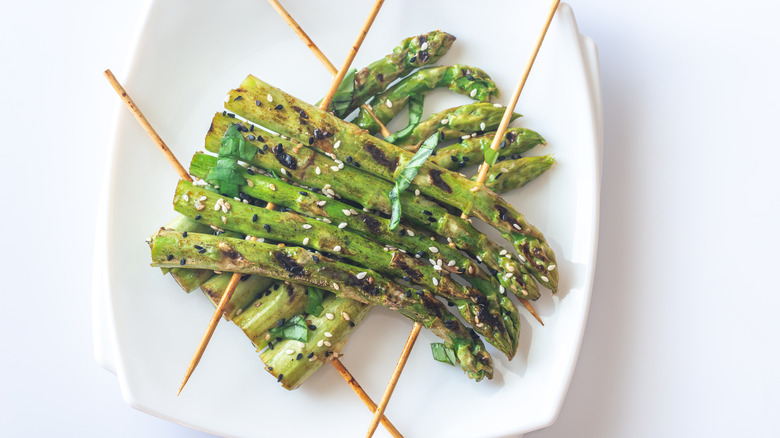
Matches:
[[1, 1, 778, 437]]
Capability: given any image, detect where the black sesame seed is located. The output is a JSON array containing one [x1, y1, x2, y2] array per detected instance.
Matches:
[[499, 140, 507, 149], [423, 210, 432, 216], [276, 337, 282, 342], [308, 324, 317, 331], [247, 134, 256, 141], [346, 156, 353, 164], [255, 100, 261, 106], [416, 251, 425, 258], [495, 173, 503, 180], [263, 224, 271, 232], [439, 131, 445, 140], [228, 112, 236, 118], [296, 353, 303, 360], [274, 104, 283, 110], [277, 374, 283, 382], [463, 156, 470, 162], [298, 191, 308, 196], [265, 289, 272, 296], [450, 156, 458, 162], [249, 124, 254, 132], [402, 276, 412, 282], [167, 254, 174, 261], [180, 259, 186, 265], [398, 228, 406, 236], [182, 231, 188, 238], [353, 161, 360, 168], [324, 351, 330, 358], [193, 245, 203, 250], [313, 129, 324, 139], [428, 217, 437, 222], [416, 290, 424, 296], [312, 255, 320, 263], [266, 366, 273, 371], [262, 144, 268, 151], [274, 283, 280, 290], [222, 110, 226, 116], [247, 168, 255, 175], [309, 137, 314, 145], [349, 321, 355, 327], [194, 214, 201, 220], [198, 248, 206, 254], [233, 95, 243, 101], [252, 214, 258, 222], [405, 290, 412, 297], [409, 56, 417, 63]]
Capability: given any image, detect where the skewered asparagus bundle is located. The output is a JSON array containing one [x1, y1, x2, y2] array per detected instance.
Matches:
[[327, 30, 456, 118], [149, 230, 493, 380], [205, 113, 540, 301], [224, 77, 558, 292], [173, 179, 517, 356], [352, 65, 498, 133]]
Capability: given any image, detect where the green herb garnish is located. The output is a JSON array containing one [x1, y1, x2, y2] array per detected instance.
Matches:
[[268, 314, 308, 343], [387, 132, 438, 230], [305, 287, 324, 317], [205, 124, 257, 197], [430, 343, 458, 366], [330, 68, 357, 118], [384, 94, 424, 144]]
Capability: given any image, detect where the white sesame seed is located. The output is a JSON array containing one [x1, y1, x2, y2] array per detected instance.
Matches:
[[195, 201, 205, 211], [198, 196, 207, 202], [547, 264, 556, 271], [480, 122, 486, 131], [513, 223, 522, 230], [269, 183, 276, 191], [338, 162, 344, 169], [333, 141, 341, 149], [429, 259, 436, 265], [448, 260, 456, 267], [315, 166, 321, 175], [341, 312, 351, 321], [518, 254, 527, 262], [476, 255, 482, 262], [317, 200, 327, 206], [407, 230, 415, 237], [355, 271, 367, 280], [434, 265, 442, 271], [265, 334, 271, 341], [521, 289, 528, 296], [507, 265, 515, 272], [350, 208, 358, 215], [258, 238, 265, 243], [330, 166, 339, 172], [428, 246, 439, 254], [499, 249, 508, 256], [303, 237, 309, 245], [222, 204, 229, 213], [338, 222, 348, 229], [309, 356, 317, 362], [332, 283, 339, 290], [441, 118, 449, 125], [286, 349, 295, 355], [494, 103, 503, 108], [247, 179, 254, 187], [505, 273, 513, 279], [326, 313, 335, 320], [414, 189, 420, 196], [324, 332, 333, 338], [280, 168, 288, 176], [323, 184, 331, 190], [267, 93, 273, 102], [224, 94, 230, 103], [342, 209, 351, 216], [221, 216, 227, 224], [499, 285, 505, 293], [462, 135, 470, 140], [324, 341, 332, 347], [420, 41, 429, 51], [182, 194, 189, 202], [469, 89, 477, 98], [437, 259, 442, 266], [471, 133, 477, 138], [541, 275, 549, 282], [501, 167, 509, 173], [235, 308, 243, 316], [317, 340, 324, 347], [302, 224, 312, 229], [333, 245, 341, 252], [386, 99, 393, 108], [432, 278, 439, 286], [321, 218, 332, 224]]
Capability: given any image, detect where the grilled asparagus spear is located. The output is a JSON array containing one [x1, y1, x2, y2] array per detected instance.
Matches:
[[352, 65, 498, 134], [478, 155, 555, 193], [326, 30, 456, 118], [173, 179, 516, 356], [149, 230, 493, 380], [261, 294, 372, 390], [224, 76, 558, 292], [430, 128, 545, 171]]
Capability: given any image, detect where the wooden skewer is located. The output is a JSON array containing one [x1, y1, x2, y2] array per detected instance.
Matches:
[[267, 0, 392, 138], [319, 0, 384, 112], [367, 2, 561, 436], [103, 70, 192, 182]]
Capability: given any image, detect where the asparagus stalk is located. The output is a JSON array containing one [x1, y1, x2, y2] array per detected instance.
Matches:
[[173, 179, 516, 356], [149, 230, 493, 380], [478, 155, 555, 193], [204, 113, 541, 301], [261, 294, 372, 390], [157, 215, 215, 291], [352, 65, 499, 134], [327, 30, 456, 118], [224, 76, 558, 292], [391, 102, 520, 149], [430, 128, 545, 171]]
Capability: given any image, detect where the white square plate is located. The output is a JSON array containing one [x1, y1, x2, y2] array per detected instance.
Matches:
[[93, 1, 602, 436]]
